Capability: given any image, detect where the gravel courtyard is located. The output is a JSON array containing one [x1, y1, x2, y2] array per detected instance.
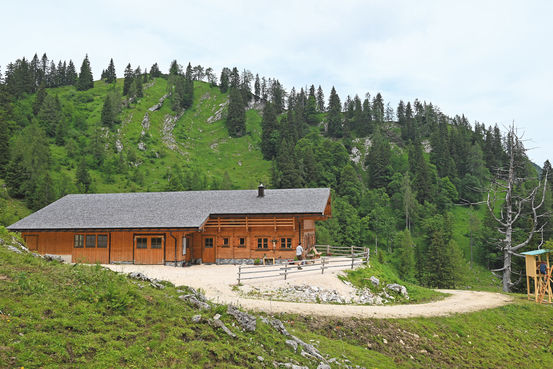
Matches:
[[103, 262, 512, 318]]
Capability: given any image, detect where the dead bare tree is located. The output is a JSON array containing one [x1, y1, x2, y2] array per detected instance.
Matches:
[[487, 124, 548, 292]]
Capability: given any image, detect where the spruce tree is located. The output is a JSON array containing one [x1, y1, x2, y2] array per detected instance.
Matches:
[[104, 58, 116, 83], [226, 88, 246, 137], [75, 158, 92, 193], [316, 85, 325, 112], [76, 55, 94, 91], [261, 102, 278, 160], [101, 95, 114, 127], [123, 63, 133, 96], [326, 87, 342, 137], [219, 67, 230, 93], [37, 94, 62, 137], [254, 74, 260, 102], [32, 82, 47, 115], [134, 66, 143, 98], [183, 63, 194, 108], [150, 62, 161, 78], [397, 229, 415, 281], [65, 60, 78, 86], [0, 118, 9, 176], [366, 130, 392, 189]]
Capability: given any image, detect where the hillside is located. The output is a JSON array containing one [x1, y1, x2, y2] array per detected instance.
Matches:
[[1, 54, 552, 295], [2, 229, 553, 368]]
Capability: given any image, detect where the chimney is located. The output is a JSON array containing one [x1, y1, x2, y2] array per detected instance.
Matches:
[[258, 183, 265, 197]]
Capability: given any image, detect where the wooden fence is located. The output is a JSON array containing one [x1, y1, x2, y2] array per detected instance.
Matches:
[[237, 245, 369, 284]]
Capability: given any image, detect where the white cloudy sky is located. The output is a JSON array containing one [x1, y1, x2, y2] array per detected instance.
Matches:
[[3, 1, 552, 164]]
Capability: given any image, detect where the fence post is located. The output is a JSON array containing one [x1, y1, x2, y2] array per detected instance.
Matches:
[[365, 247, 370, 266], [321, 257, 325, 274], [351, 246, 354, 269], [284, 261, 288, 280], [238, 264, 241, 284], [327, 244, 330, 255]]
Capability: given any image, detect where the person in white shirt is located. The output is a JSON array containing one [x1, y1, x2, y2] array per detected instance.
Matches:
[[296, 243, 304, 270]]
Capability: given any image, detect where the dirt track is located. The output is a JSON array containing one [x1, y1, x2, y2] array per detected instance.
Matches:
[[103, 263, 513, 319]]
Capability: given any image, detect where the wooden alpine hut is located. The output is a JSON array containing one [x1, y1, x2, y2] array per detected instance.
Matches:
[[7, 186, 331, 265]]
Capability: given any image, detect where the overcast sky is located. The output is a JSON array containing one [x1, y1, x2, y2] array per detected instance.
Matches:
[[3, 1, 552, 164]]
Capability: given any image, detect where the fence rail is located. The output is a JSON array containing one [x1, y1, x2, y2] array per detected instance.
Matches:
[[237, 245, 369, 284]]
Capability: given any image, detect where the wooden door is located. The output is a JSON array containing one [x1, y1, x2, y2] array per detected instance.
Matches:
[[24, 235, 38, 251], [134, 235, 165, 264], [202, 236, 216, 263]]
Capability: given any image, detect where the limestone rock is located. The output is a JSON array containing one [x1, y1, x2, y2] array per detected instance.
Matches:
[[179, 295, 210, 311], [227, 305, 256, 332], [191, 315, 202, 323], [386, 283, 408, 298], [211, 315, 236, 338], [369, 276, 380, 287]]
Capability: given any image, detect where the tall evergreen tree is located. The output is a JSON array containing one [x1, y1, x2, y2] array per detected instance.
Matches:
[[76, 55, 94, 91], [104, 58, 117, 83], [0, 118, 9, 176], [254, 74, 261, 102], [65, 60, 77, 85], [37, 94, 62, 137], [123, 63, 133, 96], [219, 67, 230, 93], [316, 85, 325, 112], [75, 158, 92, 193], [326, 87, 342, 137], [32, 82, 47, 115], [226, 88, 246, 137], [366, 130, 392, 189], [134, 66, 143, 98], [261, 102, 278, 160], [183, 63, 194, 108], [101, 95, 114, 127], [150, 62, 161, 78]]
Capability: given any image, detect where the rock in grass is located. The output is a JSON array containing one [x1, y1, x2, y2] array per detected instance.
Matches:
[[317, 363, 331, 369], [369, 276, 380, 287], [386, 283, 408, 298], [227, 305, 256, 332], [211, 315, 236, 338], [191, 315, 202, 323], [179, 295, 210, 311], [285, 339, 298, 352]]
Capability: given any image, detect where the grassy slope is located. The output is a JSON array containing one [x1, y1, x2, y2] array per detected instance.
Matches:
[[2, 230, 553, 369], [35, 78, 271, 194]]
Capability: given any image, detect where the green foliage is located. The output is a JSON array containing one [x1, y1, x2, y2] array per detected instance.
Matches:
[[76, 55, 93, 91], [397, 229, 416, 281], [226, 88, 246, 137]]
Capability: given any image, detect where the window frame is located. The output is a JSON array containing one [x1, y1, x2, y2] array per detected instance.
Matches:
[[74, 234, 84, 248], [97, 234, 108, 248], [257, 237, 269, 249], [204, 237, 214, 248], [280, 237, 292, 249], [136, 237, 148, 249], [85, 234, 96, 248], [150, 237, 163, 249], [238, 237, 246, 248]]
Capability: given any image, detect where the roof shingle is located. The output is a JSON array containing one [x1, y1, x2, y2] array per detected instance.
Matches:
[[8, 188, 330, 230]]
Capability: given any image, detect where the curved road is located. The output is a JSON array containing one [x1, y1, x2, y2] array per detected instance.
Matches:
[[104, 264, 512, 319]]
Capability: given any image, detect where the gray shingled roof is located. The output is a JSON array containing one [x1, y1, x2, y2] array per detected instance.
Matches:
[[8, 188, 330, 230]]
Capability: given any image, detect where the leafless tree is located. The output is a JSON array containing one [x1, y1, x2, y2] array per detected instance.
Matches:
[[487, 124, 548, 292]]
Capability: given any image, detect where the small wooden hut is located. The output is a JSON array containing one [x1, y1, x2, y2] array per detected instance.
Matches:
[[521, 249, 552, 303]]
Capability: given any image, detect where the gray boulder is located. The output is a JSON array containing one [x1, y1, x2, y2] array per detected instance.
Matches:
[[227, 305, 256, 332], [386, 283, 408, 298], [179, 295, 211, 310], [369, 276, 380, 287]]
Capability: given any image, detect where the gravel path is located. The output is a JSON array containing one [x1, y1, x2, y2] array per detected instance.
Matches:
[[103, 263, 513, 319]]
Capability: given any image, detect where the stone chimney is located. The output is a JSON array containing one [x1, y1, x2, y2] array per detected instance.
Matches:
[[258, 184, 265, 197]]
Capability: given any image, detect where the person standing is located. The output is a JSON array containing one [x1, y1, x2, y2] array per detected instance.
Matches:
[[296, 243, 304, 270]]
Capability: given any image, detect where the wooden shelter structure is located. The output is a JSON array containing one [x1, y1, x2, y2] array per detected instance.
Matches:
[[521, 249, 553, 303], [8, 186, 331, 265]]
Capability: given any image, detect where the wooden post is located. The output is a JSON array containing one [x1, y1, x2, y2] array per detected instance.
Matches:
[[238, 264, 241, 285], [365, 247, 370, 266], [351, 245, 354, 269], [321, 257, 325, 274], [326, 244, 330, 255], [284, 261, 288, 280]]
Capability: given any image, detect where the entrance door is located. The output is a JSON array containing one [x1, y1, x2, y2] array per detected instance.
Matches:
[[134, 235, 165, 264], [202, 236, 216, 263], [24, 235, 38, 251]]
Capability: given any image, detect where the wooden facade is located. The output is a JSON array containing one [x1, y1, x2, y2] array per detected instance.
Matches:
[[20, 214, 329, 265]]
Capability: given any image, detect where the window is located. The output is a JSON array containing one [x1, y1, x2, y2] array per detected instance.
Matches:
[[151, 237, 162, 249], [257, 238, 268, 249], [85, 235, 96, 248], [74, 235, 84, 248], [182, 237, 187, 255], [97, 235, 108, 248], [238, 237, 246, 247], [222, 237, 229, 247], [136, 237, 148, 249], [205, 238, 214, 248], [281, 238, 292, 249]]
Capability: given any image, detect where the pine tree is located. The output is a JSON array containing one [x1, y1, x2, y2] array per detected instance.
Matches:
[[76, 55, 94, 91], [261, 102, 278, 160], [326, 87, 342, 137], [123, 63, 133, 96], [254, 74, 260, 102], [101, 95, 114, 127], [366, 130, 392, 189], [75, 158, 92, 193], [219, 67, 230, 93], [134, 66, 143, 98], [150, 62, 161, 78], [409, 142, 434, 204], [65, 60, 77, 86], [37, 94, 62, 137], [183, 63, 194, 108], [397, 229, 415, 281], [226, 88, 246, 137], [32, 82, 47, 115], [104, 58, 116, 83], [316, 85, 325, 112], [0, 118, 9, 176]]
